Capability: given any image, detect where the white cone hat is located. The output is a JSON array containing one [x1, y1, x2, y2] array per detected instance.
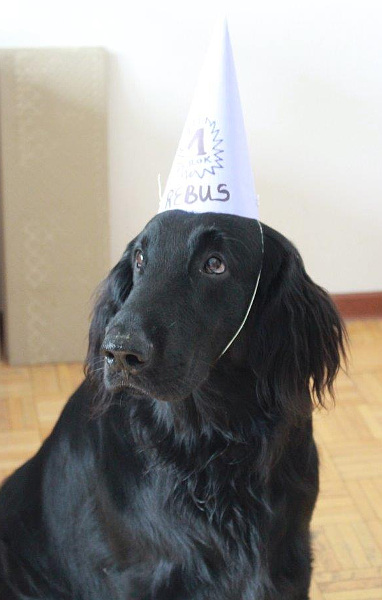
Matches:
[[159, 18, 258, 219]]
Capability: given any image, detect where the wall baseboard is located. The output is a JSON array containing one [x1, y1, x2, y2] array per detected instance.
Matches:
[[331, 292, 382, 319]]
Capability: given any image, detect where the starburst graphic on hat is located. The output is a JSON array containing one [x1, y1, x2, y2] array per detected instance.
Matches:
[[176, 117, 224, 179]]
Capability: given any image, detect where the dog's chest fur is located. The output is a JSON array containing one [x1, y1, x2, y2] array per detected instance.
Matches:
[[94, 400, 273, 595]]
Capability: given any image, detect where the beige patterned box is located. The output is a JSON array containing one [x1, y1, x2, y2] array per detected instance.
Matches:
[[0, 48, 109, 365]]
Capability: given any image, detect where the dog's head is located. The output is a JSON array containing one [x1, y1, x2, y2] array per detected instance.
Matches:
[[86, 210, 346, 419]]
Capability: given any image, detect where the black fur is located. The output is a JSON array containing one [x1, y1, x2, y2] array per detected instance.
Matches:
[[0, 211, 346, 599]]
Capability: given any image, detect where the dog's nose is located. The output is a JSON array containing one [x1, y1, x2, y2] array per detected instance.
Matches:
[[102, 333, 152, 372]]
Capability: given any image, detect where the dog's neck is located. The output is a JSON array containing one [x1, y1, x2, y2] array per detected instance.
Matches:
[[125, 360, 289, 480]]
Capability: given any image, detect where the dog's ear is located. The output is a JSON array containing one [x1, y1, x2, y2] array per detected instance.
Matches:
[[85, 238, 136, 381], [250, 230, 347, 421]]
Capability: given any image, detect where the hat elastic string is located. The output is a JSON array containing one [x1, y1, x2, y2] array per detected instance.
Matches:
[[217, 220, 264, 360]]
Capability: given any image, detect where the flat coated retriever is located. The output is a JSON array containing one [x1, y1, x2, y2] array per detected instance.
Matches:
[[0, 210, 346, 599]]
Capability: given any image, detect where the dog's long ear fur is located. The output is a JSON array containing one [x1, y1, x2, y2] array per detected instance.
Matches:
[[85, 239, 136, 382], [250, 228, 347, 422]]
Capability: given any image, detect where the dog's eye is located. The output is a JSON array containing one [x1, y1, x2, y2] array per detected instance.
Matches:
[[204, 256, 226, 275], [135, 250, 144, 270]]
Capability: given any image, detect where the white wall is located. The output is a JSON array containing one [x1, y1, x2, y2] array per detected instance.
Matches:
[[2, 0, 381, 293]]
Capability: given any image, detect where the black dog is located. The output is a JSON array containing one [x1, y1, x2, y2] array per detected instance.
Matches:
[[0, 210, 346, 599]]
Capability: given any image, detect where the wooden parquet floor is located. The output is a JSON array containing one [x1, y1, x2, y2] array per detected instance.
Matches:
[[1, 319, 382, 599]]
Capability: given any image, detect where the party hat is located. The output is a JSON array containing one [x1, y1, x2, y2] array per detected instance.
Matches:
[[158, 18, 258, 219]]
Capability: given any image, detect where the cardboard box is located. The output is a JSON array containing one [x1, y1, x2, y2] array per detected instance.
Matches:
[[0, 48, 109, 365]]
